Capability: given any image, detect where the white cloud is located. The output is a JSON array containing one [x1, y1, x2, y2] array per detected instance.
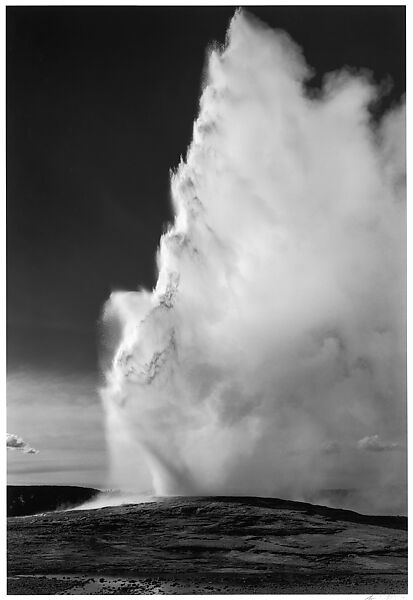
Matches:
[[357, 435, 400, 452], [7, 433, 39, 454]]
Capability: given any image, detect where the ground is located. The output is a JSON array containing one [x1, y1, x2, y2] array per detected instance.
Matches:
[[7, 495, 407, 594]]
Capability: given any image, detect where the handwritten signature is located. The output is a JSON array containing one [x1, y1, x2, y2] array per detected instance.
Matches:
[[365, 595, 407, 600]]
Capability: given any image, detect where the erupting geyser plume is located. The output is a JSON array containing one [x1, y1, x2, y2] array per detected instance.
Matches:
[[101, 11, 406, 513]]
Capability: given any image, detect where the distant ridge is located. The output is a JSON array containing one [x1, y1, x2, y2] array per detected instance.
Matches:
[[7, 485, 100, 517]]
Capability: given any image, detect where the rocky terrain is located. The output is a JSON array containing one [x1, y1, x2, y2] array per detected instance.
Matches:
[[7, 493, 407, 594]]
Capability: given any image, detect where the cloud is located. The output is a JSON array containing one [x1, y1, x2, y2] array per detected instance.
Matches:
[[321, 441, 341, 455], [7, 433, 39, 454], [356, 435, 400, 452]]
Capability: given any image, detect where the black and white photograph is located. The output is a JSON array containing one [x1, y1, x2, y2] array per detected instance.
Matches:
[[6, 3, 407, 595]]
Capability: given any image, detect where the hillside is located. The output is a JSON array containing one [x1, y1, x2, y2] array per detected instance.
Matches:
[[8, 494, 407, 594]]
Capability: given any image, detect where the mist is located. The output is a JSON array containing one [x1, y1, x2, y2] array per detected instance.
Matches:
[[100, 10, 406, 514]]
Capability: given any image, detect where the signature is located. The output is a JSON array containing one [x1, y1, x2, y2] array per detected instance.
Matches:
[[365, 595, 407, 600]]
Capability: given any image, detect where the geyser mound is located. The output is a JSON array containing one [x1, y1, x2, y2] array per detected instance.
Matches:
[[101, 10, 406, 513]]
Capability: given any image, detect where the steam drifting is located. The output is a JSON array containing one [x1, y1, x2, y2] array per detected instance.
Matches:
[[101, 11, 406, 513]]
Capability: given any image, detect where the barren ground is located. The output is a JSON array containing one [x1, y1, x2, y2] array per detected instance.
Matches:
[[7, 495, 407, 594]]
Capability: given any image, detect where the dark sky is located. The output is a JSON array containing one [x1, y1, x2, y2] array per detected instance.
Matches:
[[7, 6, 405, 376]]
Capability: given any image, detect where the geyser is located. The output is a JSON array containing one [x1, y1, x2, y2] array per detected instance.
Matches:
[[101, 11, 406, 514]]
